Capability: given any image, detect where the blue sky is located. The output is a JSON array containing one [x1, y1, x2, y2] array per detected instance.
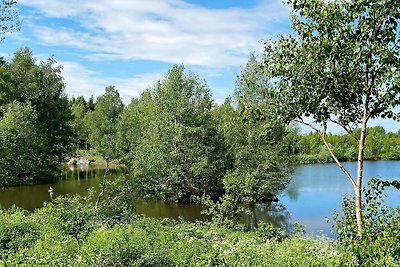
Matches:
[[2, 0, 399, 133], [2, 0, 292, 104]]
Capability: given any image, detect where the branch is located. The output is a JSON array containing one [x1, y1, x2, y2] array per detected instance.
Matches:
[[294, 117, 357, 189], [293, 118, 320, 133], [327, 118, 350, 134], [328, 118, 359, 142], [319, 132, 356, 189], [95, 161, 109, 209]]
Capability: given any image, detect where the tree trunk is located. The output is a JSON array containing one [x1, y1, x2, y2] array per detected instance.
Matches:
[[355, 108, 368, 239], [96, 160, 108, 209]]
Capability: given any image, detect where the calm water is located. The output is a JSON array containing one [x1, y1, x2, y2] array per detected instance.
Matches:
[[1, 161, 399, 235], [281, 161, 400, 235]]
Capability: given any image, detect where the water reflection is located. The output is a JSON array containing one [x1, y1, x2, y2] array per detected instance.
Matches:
[[136, 199, 206, 222], [280, 161, 400, 236], [135, 199, 292, 231], [0, 165, 123, 211], [244, 202, 291, 230]]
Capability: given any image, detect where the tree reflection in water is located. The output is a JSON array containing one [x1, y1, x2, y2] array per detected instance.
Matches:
[[243, 202, 292, 232]]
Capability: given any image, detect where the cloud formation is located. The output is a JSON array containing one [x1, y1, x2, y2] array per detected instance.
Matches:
[[21, 0, 290, 68], [60, 61, 162, 103]]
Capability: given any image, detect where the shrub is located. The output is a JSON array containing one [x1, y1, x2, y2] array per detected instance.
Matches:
[[333, 178, 400, 266]]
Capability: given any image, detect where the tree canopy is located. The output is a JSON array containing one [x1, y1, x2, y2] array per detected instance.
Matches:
[[85, 86, 124, 160], [0, 102, 51, 184], [129, 65, 230, 202], [0, 48, 72, 185], [0, 0, 19, 41]]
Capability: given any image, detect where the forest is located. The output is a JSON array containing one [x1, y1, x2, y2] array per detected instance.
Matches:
[[1, 0, 400, 266]]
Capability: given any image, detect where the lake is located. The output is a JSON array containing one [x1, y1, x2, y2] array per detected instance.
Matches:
[[1, 161, 399, 236]]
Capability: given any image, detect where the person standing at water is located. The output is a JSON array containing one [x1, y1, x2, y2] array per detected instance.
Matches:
[[48, 186, 54, 200]]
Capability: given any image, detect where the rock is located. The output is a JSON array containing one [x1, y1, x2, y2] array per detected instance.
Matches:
[[67, 158, 77, 165], [78, 157, 90, 165]]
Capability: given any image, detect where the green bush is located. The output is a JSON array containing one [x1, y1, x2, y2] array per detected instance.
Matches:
[[333, 178, 400, 266], [32, 195, 96, 241], [80, 226, 174, 266], [0, 208, 41, 259]]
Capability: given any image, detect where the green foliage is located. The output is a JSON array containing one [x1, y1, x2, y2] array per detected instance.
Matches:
[[210, 76, 293, 206], [333, 178, 400, 266], [96, 176, 137, 226], [254, 221, 286, 241], [0, 102, 53, 184], [1, 48, 72, 156], [69, 64, 293, 206], [219, 56, 294, 203], [130, 65, 230, 202], [0, 207, 344, 266], [32, 195, 96, 242], [0, 48, 72, 185], [114, 98, 144, 164], [70, 96, 90, 151], [0, 208, 41, 260], [86, 86, 123, 160], [80, 226, 175, 267], [195, 194, 245, 228], [254, 0, 400, 125]]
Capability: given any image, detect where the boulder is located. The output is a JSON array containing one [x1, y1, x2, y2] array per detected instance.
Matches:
[[67, 158, 78, 165]]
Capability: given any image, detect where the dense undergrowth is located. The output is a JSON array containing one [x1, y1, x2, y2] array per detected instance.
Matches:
[[0, 199, 343, 267]]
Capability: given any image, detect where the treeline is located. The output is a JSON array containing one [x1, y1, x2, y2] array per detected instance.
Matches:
[[293, 127, 400, 164], [2, 48, 400, 200]]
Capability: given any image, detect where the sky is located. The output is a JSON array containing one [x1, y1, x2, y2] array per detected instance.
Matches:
[[2, 0, 400, 133], [1, 0, 292, 105]]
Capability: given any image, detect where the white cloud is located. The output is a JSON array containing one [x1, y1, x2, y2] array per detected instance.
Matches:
[[20, 0, 291, 68], [60, 61, 162, 103]]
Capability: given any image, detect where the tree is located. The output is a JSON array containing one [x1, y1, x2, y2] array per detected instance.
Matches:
[[131, 65, 230, 202], [70, 96, 89, 151], [0, 102, 51, 185], [212, 98, 292, 203], [85, 86, 123, 209], [87, 95, 95, 112], [0, 0, 20, 41], [0, 48, 73, 158], [86, 86, 123, 160], [244, 0, 400, 238], [0, 48, 72, 184], [114, 98, 143, 164], [364, 126, 385, 159]]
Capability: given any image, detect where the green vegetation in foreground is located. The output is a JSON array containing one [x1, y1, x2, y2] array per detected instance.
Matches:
[[1, 178, 399, 266], [0, 198, 342, 267]]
